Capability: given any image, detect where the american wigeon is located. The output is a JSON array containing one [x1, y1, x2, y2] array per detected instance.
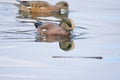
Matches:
[[17, 0, 69, 14], [34, 18, 75, 37]]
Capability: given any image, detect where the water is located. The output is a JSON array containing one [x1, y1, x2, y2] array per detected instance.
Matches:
[[0, 0, 120, 80]]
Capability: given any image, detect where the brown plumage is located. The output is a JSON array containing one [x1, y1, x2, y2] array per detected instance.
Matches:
[[17, 1, 69, 14], [35, 18, 75, 37]]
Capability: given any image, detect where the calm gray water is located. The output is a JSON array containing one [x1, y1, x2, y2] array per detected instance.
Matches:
[[0, 0, 120, 80]]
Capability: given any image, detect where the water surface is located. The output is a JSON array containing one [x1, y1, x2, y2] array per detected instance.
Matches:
[[0, 0, 120, 80]]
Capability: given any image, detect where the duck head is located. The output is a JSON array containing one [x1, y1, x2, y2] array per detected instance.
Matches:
[[55, 1, 69, 14], [59, 18, 75, 31]]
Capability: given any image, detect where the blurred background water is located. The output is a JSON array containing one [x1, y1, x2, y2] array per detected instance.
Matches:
[[0, 0, 120, 80]]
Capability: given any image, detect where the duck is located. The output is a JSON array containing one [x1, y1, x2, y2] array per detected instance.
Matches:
[[34, 18, 75, 37], [17, 0, 69, 14]]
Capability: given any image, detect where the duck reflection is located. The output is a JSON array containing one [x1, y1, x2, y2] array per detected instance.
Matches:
[[17, 11, 68, 20], [59, 38, 74, 51], [16, 0, 69, 19], [35, 36, 75, 51]]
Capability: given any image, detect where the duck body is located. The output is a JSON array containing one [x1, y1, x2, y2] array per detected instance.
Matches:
[[35, 22, 70, 37], [34, 18, 74, 37], [17, 0, 69, 14]]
